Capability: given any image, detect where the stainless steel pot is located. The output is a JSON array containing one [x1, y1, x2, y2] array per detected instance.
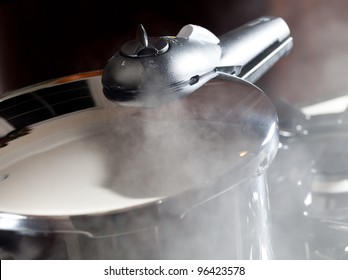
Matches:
[[0, 16, 293, 259], [268, 98, 348, 259], [0, 71, 278, 259]]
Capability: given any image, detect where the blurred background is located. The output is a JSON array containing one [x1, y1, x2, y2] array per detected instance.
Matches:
[[1, 0, 348, 108]]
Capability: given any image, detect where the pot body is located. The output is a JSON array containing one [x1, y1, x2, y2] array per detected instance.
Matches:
[[0, 72, 278, 259], [0, 174, 272, 260]]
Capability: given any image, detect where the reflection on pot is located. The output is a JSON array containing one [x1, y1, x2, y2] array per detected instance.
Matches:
[[0, 73, 278, 259]]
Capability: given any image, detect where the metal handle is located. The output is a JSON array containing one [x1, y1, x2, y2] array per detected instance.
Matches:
[[217, 16, 293, 83]]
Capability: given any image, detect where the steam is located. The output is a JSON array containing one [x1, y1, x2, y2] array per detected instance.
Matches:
[[101, 81, 264, 199], [103, 115, 242, 198], [91, 79, 277, 259]]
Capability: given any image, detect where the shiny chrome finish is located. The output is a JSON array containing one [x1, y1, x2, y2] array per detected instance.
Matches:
[[102, 16, 293, 108], [0, 71, 278, 259]]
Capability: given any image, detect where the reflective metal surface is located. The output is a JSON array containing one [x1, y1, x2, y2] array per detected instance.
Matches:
[[102, 16, 292, 107], [0, 72, 278, 259], [268, 101, 348, 259]]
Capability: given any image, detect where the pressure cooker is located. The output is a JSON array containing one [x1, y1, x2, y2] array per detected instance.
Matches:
[[0, 16, 292, 259]]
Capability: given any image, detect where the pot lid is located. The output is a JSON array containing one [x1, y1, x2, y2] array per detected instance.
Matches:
[[0, 71, 278, 217]]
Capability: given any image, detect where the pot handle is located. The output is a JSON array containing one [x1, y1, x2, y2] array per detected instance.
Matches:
[[217, 16, 293, 83]]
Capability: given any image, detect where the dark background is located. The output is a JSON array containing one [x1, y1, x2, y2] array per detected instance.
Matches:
[[1, 0, 348, 106]]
